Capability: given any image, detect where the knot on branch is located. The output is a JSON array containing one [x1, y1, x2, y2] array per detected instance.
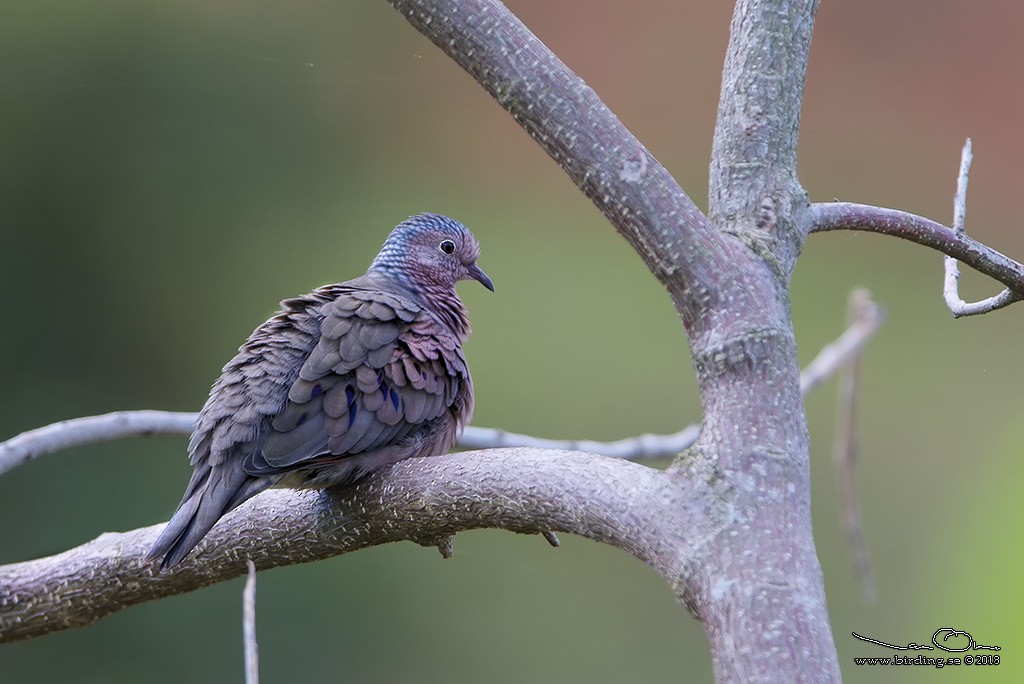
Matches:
[[692, 327, 789, 379]]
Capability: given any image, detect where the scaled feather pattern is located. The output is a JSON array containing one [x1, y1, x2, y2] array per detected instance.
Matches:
[[147, 213, 493, 570]]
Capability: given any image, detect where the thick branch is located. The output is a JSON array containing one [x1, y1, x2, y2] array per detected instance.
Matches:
[[710, 0, 820, 274], [386, 0, 730, 320], [809, 202, 1024, 298], [0, 449, 716, 643], [700, 3, 841, 682]]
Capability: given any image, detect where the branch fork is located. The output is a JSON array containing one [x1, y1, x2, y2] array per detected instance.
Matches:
[[942, 139, 1022, 316], [809, 139, 1024, 315]]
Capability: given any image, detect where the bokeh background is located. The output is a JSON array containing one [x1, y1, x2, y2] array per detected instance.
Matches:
[[1, 1, 1021, 682]]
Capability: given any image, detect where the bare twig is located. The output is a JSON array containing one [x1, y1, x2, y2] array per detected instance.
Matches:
[[944, 287, 1018, 317], [798, 294, 886, 396], [459, 424, 701, 460], [953, 140, 972, 236], [0, 296, 886, 477], [810, 140, 1024, 316], [467, 295, 885, 456], [942, 139, 1018, 316], [832, 290, 876, 603], [243, 560, 259, 684], [0, 411, 196, 477], [809, 198, 1024, 304]]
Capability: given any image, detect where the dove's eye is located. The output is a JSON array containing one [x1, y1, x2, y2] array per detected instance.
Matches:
[[439, 239, 456, 255]]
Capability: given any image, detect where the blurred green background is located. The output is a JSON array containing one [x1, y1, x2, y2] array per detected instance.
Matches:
[[1, 1, 1021, 682]]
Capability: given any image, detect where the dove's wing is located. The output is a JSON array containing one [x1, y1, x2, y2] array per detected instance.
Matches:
[[243, 286, 471, 476]]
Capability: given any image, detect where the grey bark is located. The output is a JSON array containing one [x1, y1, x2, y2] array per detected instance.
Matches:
[[0, 449, 719, 642]]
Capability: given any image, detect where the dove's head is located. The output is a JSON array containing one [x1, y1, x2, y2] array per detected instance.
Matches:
[[371, 213, 494, 293]]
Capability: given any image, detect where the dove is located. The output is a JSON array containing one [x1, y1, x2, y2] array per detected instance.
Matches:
[[146, 213, 492, 570]]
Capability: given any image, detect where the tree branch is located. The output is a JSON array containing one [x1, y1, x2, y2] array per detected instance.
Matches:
[[809, 142, 1024, 308], [797, 291, 885, 396], [459, 425, 701, 460], [809, 202, 1024, 292], [942, 139, 1020, 316], [832, 289, 876, 603], [810, 201, 1024, 288], [385, 0, 732, 321], [0, 410, 196, 477], [0, 449, 717, 643], [464, 294, 885, 455], [698, 2, 842, 681], [710, 0, 820, 274], [243, 559, 259, 684]]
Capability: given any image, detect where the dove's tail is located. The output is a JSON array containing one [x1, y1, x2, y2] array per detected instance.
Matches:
[[145, 464, 273, 571]]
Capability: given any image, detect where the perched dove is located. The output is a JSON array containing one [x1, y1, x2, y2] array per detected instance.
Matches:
[[146, 213, 493, 570]]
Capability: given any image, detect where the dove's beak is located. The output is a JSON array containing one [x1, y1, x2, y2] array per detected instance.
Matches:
[[468, 264, 495, 292]]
